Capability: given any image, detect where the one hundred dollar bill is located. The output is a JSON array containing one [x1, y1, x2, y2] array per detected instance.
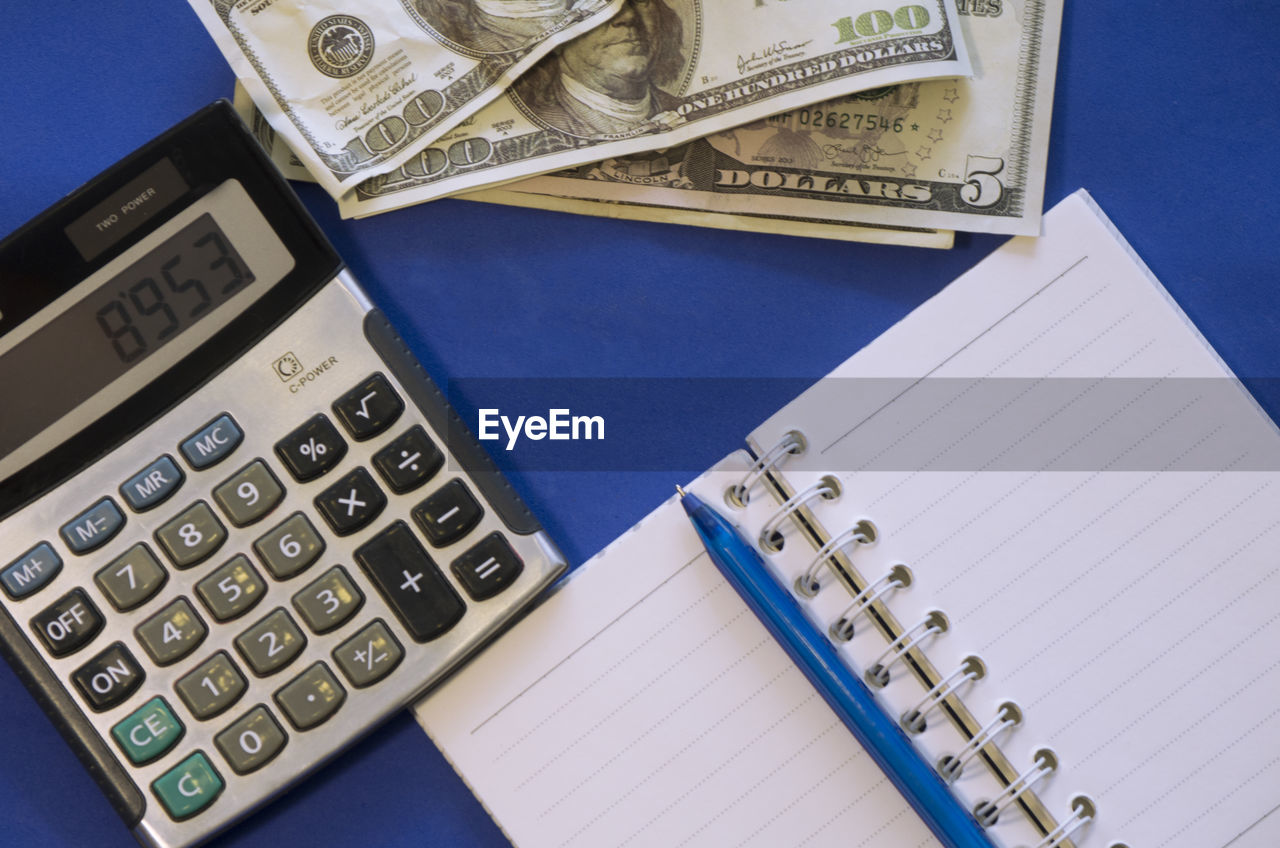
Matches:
[[457, 0, 1061, 235], [231, 82, 952, 247], [462, 184, 955, 246], [189, 0, 626, 197], [338, 0, 972, 217], [233, 82, 315, 183]]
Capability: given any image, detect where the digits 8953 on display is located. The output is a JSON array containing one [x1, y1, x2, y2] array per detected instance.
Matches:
[[0, 101, 566, 848]]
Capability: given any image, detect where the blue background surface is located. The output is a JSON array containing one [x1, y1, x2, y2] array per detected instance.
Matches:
[[2, 2, 1278, 846]]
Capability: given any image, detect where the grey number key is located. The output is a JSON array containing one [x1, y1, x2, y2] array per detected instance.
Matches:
[[333, 620, 403, 688], [135, 598, 207, 666], [95, 543, 167, 611], [291, 566, 363, 634], [155, 501, 227, 569], [213, 460, 284, 527], [253, 513, 324, 580], [175, 651, 247, 720], [195, 555, 266, 622], [234, 608, 306, 676], [274, 662, 345, 730], [215, 706, 287, 774]]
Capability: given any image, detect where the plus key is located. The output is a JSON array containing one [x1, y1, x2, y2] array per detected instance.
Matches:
[[354, 522, 464, 642]]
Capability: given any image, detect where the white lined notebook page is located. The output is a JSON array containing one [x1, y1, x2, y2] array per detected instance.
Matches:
[[750, 191, 1280, 848], [415, 464, 962, 848]]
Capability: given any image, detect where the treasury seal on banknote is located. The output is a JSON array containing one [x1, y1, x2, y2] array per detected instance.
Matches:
[[307, 15, 376, 78]]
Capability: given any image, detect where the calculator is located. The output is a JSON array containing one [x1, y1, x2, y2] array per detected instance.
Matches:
[[0, 101, 566, 848]]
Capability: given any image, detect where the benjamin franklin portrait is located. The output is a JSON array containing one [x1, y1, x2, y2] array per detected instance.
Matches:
[[416, 0, 590, 54], [513, 0, 686, 138]]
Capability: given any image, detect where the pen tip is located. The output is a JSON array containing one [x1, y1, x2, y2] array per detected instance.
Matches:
[[676, 485, 687, 498]]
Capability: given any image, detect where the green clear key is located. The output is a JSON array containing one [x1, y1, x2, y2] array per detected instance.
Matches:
[[111, 697, 184, 765], [151, 752, 223, 820]]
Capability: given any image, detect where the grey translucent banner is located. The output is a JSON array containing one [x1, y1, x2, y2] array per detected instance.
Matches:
[[445, 378, 1280, 473]]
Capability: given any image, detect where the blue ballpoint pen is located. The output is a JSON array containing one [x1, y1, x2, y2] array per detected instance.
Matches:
[[678, 486, 998, 848]]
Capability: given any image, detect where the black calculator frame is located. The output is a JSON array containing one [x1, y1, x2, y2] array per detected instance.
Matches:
[[0, 102, 339, 520]]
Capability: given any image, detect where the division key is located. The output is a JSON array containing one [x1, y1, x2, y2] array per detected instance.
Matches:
[[354, 522, 464, 642]]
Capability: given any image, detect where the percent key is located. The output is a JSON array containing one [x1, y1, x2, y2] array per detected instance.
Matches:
[[276, 414, 348, 482]]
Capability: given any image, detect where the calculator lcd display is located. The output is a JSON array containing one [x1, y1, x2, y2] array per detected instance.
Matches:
[[0, 213, 263, 467]]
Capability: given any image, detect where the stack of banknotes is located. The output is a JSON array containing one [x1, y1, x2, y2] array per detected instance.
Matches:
[[194, 0, 1062, 247]]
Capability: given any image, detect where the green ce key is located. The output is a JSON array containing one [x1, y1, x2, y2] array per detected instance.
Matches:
[[110, 697, 184, 765]]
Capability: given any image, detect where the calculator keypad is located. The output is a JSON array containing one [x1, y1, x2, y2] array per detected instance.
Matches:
[[33, 588, 104, 656], [235, 609, 306, 677], [212, 461, 284, 527], [72, 641, 145, 711], [412, 479, 483, 547], [96, 544, 168, 611], [175, 652, 247, 720], [112, 697, 184, 765], [2, 542, 62, 600], [60, 497, 126, 554], [274, 662, 345, 730], [215, 706, 286, 775], [252, 513, 324, 580], [372, 425, 443, 494], [355, 521, 465, 642], [274, 414, 347, 482], [151, 752, 223, 820], [292, 566, 363, 634], [332, 372, 403, 440], [0, 296, 565, 842], [451, 532, 524, 601], [195, 555, 266, 622], [135, 599, 207, 666], [155, 502, 227, 568], [333, 619, 403, 688], [119, 456, 185, 512], [180, 414, 243, 470], [313, 467, 386, 536]]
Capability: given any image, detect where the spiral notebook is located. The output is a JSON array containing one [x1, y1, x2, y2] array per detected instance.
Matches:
[[415, 191, 1280, 848]]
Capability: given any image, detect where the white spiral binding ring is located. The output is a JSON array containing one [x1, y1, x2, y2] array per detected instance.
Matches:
[[936, 701, 1022, 783], [794, 519, 878, 597], [758, 475, 841, 552], [726, 430, 807, 507], [828, 564, 913, 642], [1025, 795, 1095, 848], [900, 654, 986, 734], [865, 610, 948, 688], [973, 747, 1057, 827]]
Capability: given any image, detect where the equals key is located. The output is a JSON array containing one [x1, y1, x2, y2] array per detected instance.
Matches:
[[373, 426, 443, 494]]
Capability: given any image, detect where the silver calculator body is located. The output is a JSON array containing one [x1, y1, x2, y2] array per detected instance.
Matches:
[[0, 102, 566, 848]]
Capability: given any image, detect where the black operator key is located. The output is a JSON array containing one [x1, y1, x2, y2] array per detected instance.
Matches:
[[354, 522, 465, 642], [275, 414, 347, 482], [315, 467, 386, 536], [372, 426, 444, 494], [332, 372, 404, 440]]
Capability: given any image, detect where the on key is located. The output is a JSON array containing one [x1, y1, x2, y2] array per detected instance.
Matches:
[[354, 522, 465, 642]]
